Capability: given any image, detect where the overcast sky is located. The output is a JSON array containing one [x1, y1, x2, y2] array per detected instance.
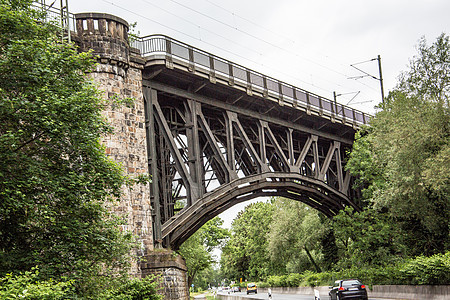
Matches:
[[57, 0, 449, 228], [65, 0, 450, 115]]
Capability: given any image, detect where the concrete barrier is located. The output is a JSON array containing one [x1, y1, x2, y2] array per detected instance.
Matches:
[[370, 285, 450, 300], [217, 294, 259, 300], [217, 285, 450, 300]]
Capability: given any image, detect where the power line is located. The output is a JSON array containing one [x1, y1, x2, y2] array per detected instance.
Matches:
[[101, 0, 379, 105], [205, 0, 293, 43], [139, 0, 266, 58], [204, 0, 355, 74], [166, 0, 349, 78], [165, 0, 383, 99], [204, 0, 385, 101], [100, 0, 330, 93], [349, 55, 385, 103]]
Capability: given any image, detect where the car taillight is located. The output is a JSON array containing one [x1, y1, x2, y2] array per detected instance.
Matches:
[[338, 287, 345, 291], [361, 285, 366, 289]]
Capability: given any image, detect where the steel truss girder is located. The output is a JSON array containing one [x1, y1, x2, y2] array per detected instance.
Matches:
[[143, 81, 358, 250]]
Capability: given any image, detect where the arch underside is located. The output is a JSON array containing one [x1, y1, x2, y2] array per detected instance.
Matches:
[[162, 172, 358, 250]]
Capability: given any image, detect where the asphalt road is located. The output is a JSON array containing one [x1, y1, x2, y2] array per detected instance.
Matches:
[[217, 291, 395, 300], [218, 291, 316, 299]]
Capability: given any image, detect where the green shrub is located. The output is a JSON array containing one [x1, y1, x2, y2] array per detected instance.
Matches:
[[0, 268, 73, 299], [286, 273, 303, 287], [399, 252, 450, 285], [315, 272, 332, 286], [266, 275, 285, 287], [304, 272, 320, 287], [101, 275, 162, 300], [256, 281, 269, 288], [258, 252, 450, 287]]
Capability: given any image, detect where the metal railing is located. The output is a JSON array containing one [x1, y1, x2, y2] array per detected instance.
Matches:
[[132, 35, 370, 125], [32, 1, 76, 32]]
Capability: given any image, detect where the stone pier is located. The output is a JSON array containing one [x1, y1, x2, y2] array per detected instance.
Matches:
[[141, 250, 189, 299], [73, 12, 189, 300]]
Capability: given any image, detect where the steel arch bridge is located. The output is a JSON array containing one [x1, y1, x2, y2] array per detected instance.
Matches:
[[138, 35, 369, 250]]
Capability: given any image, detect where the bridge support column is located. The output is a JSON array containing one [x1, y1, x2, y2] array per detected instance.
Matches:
[[141, 249, 189, 300], [74, 12, 153, 276]]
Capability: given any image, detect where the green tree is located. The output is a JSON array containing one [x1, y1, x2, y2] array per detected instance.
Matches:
[[398, 34, 449, 105], [346, 33, 450, 257], [220, 201, 276, 281], [0, 0, 138, 296], [178, 217, 229, 289], [332, 207, 403, 269], [267, 198, 325, 274]]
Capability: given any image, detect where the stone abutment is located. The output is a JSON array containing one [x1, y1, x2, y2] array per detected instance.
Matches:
[[74, 12, 188, 300]]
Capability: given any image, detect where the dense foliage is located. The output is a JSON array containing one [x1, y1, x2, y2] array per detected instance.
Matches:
[[0, 0, 159, 298], [267, 199, 326, 273], [0, 268, 73, 299], [262, 251, 450, 287], [332, 207, 403, 268], [178, 217, 229, 289], [346, 33, 449, 257], [220, 201, 277, 281], [99, 275, 162, 300], [0, 269, 162, 300]]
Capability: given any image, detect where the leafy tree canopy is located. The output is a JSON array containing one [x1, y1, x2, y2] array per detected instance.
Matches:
[[220, 201, 276, 282], [346, 33, 450, 256], [0, 0, 136, 296], [178, 217, 229, 289], [267, 198, 325, 274]]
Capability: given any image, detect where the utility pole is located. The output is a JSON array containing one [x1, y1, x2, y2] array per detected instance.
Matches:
[[333, 91, 338, 114], [349, 55, 385, 103], [333, 91, 361, 113], [37, 0, 71, 42], [377, 55, 385, 103]]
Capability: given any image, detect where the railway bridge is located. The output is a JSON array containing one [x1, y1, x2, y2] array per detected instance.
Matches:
[[137, 34, 368, 250], [65, 9, 370, 299]]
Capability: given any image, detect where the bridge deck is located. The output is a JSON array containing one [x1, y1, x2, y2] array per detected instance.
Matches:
[[133, 34, 370, 130]]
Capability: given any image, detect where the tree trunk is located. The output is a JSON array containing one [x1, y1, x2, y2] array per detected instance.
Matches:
[[188, 270, 196, 291], [304, 246, 322, 273]]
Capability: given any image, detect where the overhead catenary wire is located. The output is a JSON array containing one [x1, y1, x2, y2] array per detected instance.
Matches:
[[203, 0, 382, 97], [100, 0, 378, 106], [205, 0, 293, 44], [101, 0, 333, 94], [165, 0, 381, 103], [205, 0, 351, 71], [140, 0, 367, 96], [139, 0, 266, 58], [166, 0, 350, 78]]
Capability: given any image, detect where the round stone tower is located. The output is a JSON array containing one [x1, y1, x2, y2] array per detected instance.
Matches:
[[74, 12, 152, 276], [74, 13, 189, 299]]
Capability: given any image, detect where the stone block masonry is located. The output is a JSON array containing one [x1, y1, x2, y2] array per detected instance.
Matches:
[[74, 12, 152, 277], [74, 12, 190, 299], [141, 250, 189, 300]]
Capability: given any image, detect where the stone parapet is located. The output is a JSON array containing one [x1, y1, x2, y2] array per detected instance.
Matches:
[[75, 13, 130, 70]]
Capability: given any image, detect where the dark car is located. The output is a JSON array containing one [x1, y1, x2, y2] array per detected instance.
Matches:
[[329, 279, 368, 300]]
